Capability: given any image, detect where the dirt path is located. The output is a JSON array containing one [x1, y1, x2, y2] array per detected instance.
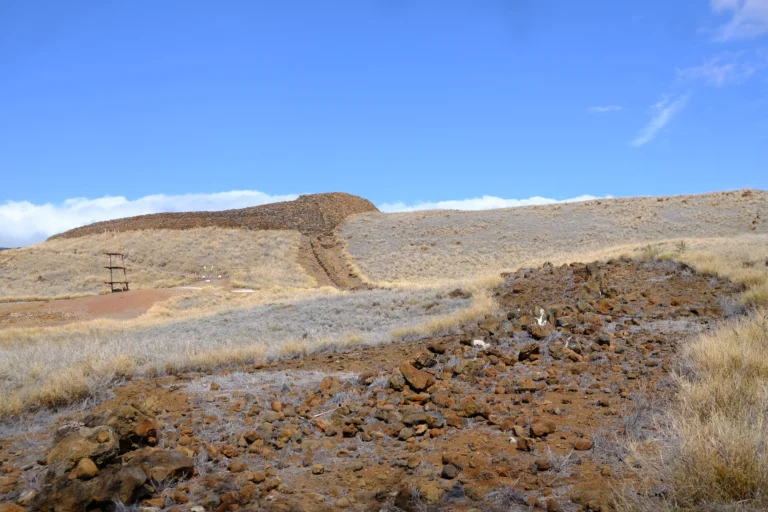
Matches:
[[0, 288, 175, 329], [0, 258, 740, 512]]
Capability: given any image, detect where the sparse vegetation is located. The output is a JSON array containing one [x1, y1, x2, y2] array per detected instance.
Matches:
[[0, 287, 472, 418], [340, 190, 766, 284]]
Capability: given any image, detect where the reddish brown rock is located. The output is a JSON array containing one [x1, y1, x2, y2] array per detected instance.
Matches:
[[398, 362, 434, 392]]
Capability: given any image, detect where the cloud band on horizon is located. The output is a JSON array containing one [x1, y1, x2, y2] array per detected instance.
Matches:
[[0, 190, 609, 247]]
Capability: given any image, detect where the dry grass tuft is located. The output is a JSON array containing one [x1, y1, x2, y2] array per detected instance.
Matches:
[[391, 288, 498, 339], [674, 314, 768, 504], [618, 236, 768, 511], [620, 313, 768, 511]]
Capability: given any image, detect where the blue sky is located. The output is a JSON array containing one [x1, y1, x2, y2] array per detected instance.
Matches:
[[1, 1, 767, 246]]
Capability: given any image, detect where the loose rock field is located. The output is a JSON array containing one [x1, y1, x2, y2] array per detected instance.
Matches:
[[0, 259, 739, 511]]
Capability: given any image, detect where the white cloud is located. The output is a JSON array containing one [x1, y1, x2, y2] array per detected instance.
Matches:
[[0, 190, 298, 247], [588, 105, 624, 113], [631, 93, 691, 147], [711, 0, 768, 40], [677, 54, 755, 86], [1, 190, 613, 247], [378, 194, 609, 213]]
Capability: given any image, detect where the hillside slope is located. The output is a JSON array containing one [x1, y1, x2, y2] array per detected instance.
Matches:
[[0, 193, 379, 299], [339, 189, 768, 283], [0, 228, 312, 299]]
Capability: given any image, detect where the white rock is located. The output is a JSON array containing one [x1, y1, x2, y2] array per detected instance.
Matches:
[[472, 339, 490, 350]]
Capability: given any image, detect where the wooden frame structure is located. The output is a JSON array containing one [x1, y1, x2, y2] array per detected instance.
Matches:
[[104, 252, 129, 292]]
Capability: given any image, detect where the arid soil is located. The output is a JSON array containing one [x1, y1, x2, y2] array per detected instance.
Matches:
[[0, 289, 175, 329], [0, 259, 738, 511]]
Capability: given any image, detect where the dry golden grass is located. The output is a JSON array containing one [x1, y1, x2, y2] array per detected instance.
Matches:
[[0, 227, 314, 300], [620, 313, 768, 511], [391, 287, 499, 339], [671, 314, 768, 505], [613, 236, 768, 511]]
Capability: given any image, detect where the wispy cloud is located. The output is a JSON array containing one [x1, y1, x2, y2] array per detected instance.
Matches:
[[711, 0, 768, 41], [677, 54, 756, 86], [379, 194, 609, 213], [588, 105, 624, 113], [631, 93, 691, 147], [0, 190, 298, 247]]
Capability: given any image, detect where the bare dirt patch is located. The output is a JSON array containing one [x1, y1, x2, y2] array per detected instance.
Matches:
[[0, 258, 739, 511], [0, 289, 176, 329]]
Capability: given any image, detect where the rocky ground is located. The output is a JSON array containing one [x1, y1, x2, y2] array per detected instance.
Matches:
[[0, 258, 739, 512]]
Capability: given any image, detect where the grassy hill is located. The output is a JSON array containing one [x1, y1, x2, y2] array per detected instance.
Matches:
[[2, 189, 766, 300], [340, 189, 767, 284], [0, 228, 312, 299]]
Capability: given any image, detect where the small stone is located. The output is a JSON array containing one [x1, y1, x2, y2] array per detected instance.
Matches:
[[441, 463, 460, 479], [263, 410, 282, 422], [515, 377, 537, 393], [573, 438, 593, 451], [68, 457, 98, 480], [312, 464, 325, 475], [209, 382, 220, 391], [248, 471, 266, 483], [230, 459, 248, 473], [518, 342, 541, 360], [201, 493, 220, 509], [399, 362, 435, 392], [244, 430, 261, 443], [389, 371, 406, 391], [407, 456, 421, 469], [530, 421, 555, 438]]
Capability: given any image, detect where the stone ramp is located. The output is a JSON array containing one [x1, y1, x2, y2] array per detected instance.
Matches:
[[297, 233, 368, 289], [49, 192, 379, 241]]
